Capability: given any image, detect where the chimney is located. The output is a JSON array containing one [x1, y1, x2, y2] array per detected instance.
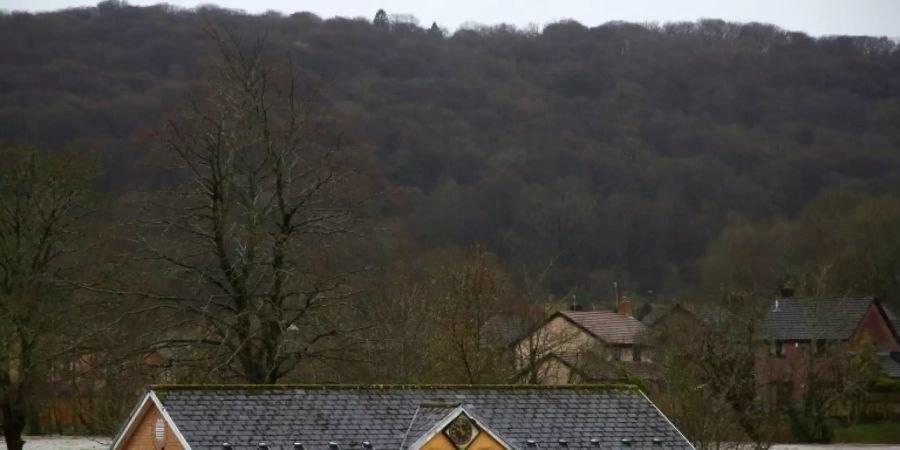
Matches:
[[779, 280, 794, 298], [617, 296, 633, 317]]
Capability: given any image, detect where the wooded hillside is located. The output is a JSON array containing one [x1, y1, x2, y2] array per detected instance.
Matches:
[[2, 2, 900, 298]]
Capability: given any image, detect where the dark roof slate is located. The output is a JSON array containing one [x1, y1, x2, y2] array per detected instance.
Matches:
[[879, 353, 900, 379], [153, 385, 693, 450], [758, 297, 874, 341], [401, 403, 459, 448], [884, 306, 900, 339]]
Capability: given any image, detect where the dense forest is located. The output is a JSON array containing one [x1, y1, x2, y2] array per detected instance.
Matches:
[[2, 2, 900, 300], [3, 2, 900, 446]]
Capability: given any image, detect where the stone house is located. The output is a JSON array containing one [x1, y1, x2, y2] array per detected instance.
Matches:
[[511, 297, 657, 385]]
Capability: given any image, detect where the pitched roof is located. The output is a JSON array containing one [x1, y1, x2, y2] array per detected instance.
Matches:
[[884, 306, 900, 339], [640, 304, 694, 327], [559, 310, 648, 345], [879, 352, 900, 379], [135, 385, 693, 450], [404, 404, 515, 450], [402, 403, 461, 447], [758, 297, 874, 341]]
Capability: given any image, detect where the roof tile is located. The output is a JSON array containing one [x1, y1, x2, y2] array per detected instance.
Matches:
[[560, 311, 648, 345], [152, 386, 693, 450]]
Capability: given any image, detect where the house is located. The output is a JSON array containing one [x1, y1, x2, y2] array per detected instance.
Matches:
[[639, 304, 694, 330], [110, 384, 695, 450], [512, 297, 656, 385], [755, 296, 900, 406]]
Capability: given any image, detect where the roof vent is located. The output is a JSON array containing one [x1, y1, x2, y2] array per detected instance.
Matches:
[[557, 439, 568, 447], [329, 442, 341, 450], [363, 442, 373, 450], [652, 438, 663, 446], [589, 438, 600, 447], [259, 443, 269, 450], [222, 444, 232, 450], [154, 418, 166, 448], [294, 443, 304, 450], [526, 440, 538, 447], [620, 438, 632, 447]]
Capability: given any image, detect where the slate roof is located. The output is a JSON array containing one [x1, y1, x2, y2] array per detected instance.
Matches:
[[879, 352, 900, 379], [145, 385, 693, 450], [758, 297, 874, 341], [559, 311, 648, 345], [884, 306, 900, 339], [401, 403, 460, 447]]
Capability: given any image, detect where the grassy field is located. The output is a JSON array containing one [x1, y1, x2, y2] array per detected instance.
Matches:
[[833, 421, 900, 444]]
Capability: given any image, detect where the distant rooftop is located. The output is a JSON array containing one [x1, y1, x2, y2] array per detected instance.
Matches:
[[759, 297, 874, 341], [559, 310, 648, 345]]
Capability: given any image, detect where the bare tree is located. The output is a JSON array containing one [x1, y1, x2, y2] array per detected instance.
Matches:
[[513, 315, 584, 384], [0, 145, 95, 450], [650, 292, 779, 450], [430, 246, 509, 383], [509, 257, 587, 384], [133, 28, 363, 384]]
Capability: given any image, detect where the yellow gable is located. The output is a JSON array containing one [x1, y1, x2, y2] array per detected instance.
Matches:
[[420, 423, 505, 450]]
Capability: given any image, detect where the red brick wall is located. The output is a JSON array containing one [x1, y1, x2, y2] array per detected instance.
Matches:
[[755, 341, 813, 404], [853, 304, 900, 351], [756, 302, 900, 405]]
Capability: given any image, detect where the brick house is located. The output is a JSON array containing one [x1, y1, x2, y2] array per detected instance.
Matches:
[[511, 297, 657, 385], [755, 297, 900, 406], [110, 385, 695, 450]]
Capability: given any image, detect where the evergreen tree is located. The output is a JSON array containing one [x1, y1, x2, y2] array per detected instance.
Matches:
[[373, 9, 389, 29], [429, 21, 443, 37]]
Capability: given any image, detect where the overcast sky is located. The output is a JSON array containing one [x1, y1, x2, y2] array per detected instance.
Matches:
[[3, 0, 900, 37]]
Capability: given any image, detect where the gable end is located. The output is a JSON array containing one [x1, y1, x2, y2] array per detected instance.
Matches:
[[111, 391, 192, 450]]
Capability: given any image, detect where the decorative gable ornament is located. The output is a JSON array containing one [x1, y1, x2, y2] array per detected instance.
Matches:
[[444, 414, 478, 449]]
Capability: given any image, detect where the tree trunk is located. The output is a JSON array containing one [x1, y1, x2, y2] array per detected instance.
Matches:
[[2, 403, 26, 450]]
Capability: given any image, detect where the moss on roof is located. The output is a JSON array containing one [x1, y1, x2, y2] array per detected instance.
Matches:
[[151, 383, 639, 392]]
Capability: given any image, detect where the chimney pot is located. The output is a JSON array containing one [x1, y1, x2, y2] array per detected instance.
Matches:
[[780, 281, 795, 298], [617, 296, 633, 317]]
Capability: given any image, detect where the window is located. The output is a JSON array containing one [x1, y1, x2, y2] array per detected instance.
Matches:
[[632, 347, 642, 362], [608, 347, 622, 361], [769, 342, 785, 358], [812, 339, 827, 357]]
